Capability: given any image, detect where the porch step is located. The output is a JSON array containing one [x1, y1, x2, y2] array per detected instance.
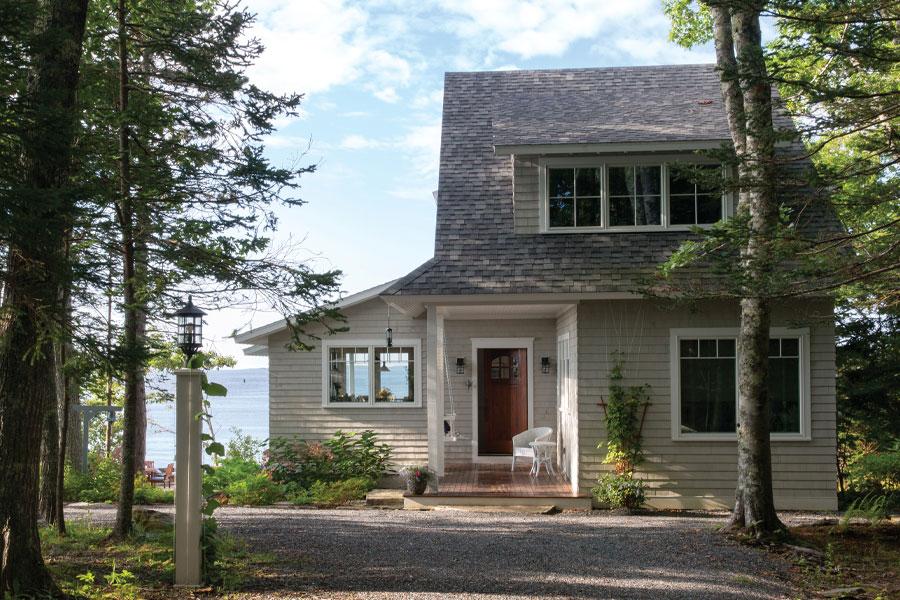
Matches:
[[365, 488, 405, 508], [403, 494, 592, 512]]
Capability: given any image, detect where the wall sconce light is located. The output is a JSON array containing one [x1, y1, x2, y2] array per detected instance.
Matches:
[[541, 356, 551, 374], [455, 357, 465, 375]]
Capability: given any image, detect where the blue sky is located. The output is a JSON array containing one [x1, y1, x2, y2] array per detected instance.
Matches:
[[212, 0, 717, 367]]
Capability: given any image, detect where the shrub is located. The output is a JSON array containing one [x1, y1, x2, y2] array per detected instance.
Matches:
[[133, 477, 174, 504], [225, 428, 265, 462], [847, 450, 900, 492], [223, 473, 285, 505], [64, 456, 174, 504], [290, 477, 375, 507], [592, 473, 646, 509], [64, 456, 121, 503], [267, 430, 391, 488], [203, 456, 263, 495], [601, 358, 649, 475]]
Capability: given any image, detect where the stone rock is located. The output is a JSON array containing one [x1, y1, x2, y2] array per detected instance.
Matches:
[[785, 544, 826, 562], [820, 586, 866, 598], [133, 508, 174, 531]]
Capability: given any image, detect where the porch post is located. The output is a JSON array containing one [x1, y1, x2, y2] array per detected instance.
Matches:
[[426, 305, 445, 475]]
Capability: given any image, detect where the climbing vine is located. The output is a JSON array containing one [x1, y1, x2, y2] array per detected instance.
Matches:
[[600, 357, 650, 475]]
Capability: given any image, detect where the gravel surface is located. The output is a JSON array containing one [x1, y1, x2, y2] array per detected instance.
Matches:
[[65, 505, 804, 599]]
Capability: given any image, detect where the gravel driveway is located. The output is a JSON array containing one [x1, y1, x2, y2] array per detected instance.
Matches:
[[66, 505, 800, 599]]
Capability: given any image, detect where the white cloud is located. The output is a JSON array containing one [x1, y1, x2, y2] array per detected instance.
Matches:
[[248, 0, 414, 100], [338, 134, 385, 150], [434, 0, 659, 60], [370, 86, 401, 103]]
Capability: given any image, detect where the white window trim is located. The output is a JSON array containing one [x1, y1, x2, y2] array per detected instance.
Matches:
[[321, 338, 423, 408], [669, 327, 811, 442], [538, 156, 732, 233]]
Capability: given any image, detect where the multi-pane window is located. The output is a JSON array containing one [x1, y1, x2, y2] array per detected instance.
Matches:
[[325, 342, 419, 406], [673, 331, 806, 438], [679, 338, 736, 434], [608, 165, 662, 226], [669, 164, 722, 225], [543, 162, 724, 230], [548, 167, 602, 228]]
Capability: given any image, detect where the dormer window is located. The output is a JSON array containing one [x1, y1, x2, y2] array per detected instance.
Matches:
[[548, 167, 602, 228], [539, 158, 727, 232]]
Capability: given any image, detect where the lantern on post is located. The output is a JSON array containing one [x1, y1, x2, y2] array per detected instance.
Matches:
[[173, 295, 205, 586], [175, 295, 206, 361]]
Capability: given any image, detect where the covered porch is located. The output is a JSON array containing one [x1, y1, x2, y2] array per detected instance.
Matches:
[[383, 298, 584, 503]]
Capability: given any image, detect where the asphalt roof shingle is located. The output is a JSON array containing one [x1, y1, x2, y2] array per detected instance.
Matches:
[[387, 64, 843, 297]]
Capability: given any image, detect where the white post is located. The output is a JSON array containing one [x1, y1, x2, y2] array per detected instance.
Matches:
[[175, 368, 202, 586], [426, 306, 445, 476]]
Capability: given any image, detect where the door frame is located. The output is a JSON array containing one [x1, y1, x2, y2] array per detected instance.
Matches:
[[470, 337, 534, 464]]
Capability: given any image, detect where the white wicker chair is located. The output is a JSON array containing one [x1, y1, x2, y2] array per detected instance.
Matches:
[[511, 427, 553, 471]]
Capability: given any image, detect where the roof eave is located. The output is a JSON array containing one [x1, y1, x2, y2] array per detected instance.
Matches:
[[493, 139, 730, 156]]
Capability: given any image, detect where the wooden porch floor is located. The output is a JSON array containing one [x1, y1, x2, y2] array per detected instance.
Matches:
[[427, 463, 578, 498]]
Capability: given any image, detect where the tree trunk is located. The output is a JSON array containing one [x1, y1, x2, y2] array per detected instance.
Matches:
[[39, 360, 60, 525], [0, 0, 89, 593], [65, 370, 82, 471], [709, 2, 785, 538], [113, 0, 138, 538]]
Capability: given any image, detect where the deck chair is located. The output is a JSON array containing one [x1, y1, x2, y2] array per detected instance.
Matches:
[[163, 463, 175, 488], [511, 427, 553, 471]]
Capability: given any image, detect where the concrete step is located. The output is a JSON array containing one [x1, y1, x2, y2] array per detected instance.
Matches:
[[365, 488, 404, 508], [404, 494, 592, 512]]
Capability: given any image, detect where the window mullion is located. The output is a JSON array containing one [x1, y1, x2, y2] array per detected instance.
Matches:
[[369, 345, 376, 405]]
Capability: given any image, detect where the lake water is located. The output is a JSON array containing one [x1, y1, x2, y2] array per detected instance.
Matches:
[[146, 368, 268, 465]]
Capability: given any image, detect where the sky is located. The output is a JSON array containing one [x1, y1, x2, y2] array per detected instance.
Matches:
[[208, 0, 717, 368]]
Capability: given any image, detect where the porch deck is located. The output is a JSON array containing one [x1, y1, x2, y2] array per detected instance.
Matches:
[[405, 464, 592, 511], [429, 464, 575, 497]]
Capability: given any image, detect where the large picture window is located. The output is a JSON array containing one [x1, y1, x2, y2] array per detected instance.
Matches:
[[323, 340, 421, 407], [541, 160, 726, 231], [670, 328, 810, 440]]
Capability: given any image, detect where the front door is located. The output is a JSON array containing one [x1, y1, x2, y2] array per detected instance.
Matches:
[[478, 348, 528, 455]]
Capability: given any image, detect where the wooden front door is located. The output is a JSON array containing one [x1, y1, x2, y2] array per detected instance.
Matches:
[[478, 348, 528, 455]]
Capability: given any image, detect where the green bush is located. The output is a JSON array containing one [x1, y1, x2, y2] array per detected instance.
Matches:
[[64, 456, 122, 503], [847, 450, 900, 492], [203, 456, 263, 495], [592, 473, 646, 509], [223, 473, 285, 505], [133, 478, 174, 504], [289, 477, 375, 507], [267, 430, 390, 489], [64, 456, 174, 504]]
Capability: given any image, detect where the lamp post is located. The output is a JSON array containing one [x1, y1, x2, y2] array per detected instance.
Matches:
[[174, 296, 204, 586]]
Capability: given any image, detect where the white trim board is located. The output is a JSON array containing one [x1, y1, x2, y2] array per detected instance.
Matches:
[[470, 337, 535, 464], [668, 327, 812, 442]]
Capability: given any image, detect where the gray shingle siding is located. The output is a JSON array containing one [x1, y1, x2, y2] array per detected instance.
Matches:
[[387, 64, 842, 297]]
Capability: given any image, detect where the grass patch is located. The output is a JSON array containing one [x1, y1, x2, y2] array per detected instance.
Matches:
[[787, 521, 900, 599], [40, 519, 275, 598]]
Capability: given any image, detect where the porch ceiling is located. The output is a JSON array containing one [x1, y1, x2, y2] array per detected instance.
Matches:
[[437, 303, 574, 320]]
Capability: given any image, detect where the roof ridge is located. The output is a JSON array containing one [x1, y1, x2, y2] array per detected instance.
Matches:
[[444, 63, 717, 76]]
